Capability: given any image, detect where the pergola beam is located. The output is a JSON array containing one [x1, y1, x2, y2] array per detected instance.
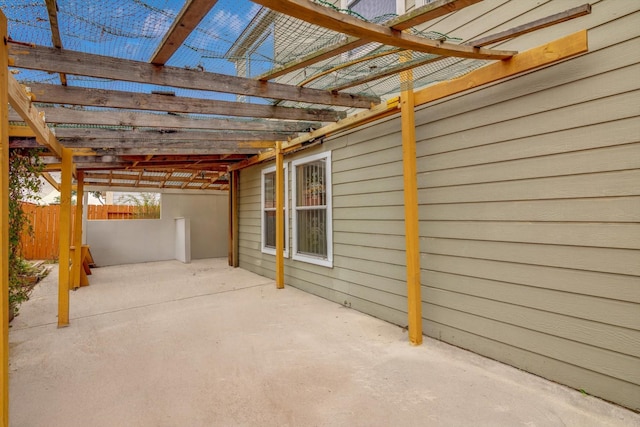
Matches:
[[9, 43, 379, 108], [252, 0, 515, 61], [328, 3, 592, 92], [7, 77, 62, 157], [54, 128, 289, 143], [257, 0, 482, 80], [26, 83, 345, 122], [9, 108, 317, 133], [60, 139, 274, 150], [150, 0, 219, 65], [83, 171, 222, 184], [469, 4, 591, 47], [100, 147, 260, 156], [10, 136, 272, 153]]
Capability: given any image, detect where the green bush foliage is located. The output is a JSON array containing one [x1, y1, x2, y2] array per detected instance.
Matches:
[[9, 149, 45, 314]]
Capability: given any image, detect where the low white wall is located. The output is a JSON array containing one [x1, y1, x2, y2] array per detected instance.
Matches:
[[86, 192, 228, 266]]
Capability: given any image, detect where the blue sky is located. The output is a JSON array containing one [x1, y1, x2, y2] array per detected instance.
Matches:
[[1, 0, 273, 104]]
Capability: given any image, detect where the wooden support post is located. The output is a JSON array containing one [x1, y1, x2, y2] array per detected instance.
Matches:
[[275, 141, 285, 289], [0, 11, 10, 426], [228, 171, 233, 266], [231, 170, 239, 268], [57, 147, 73, 327], [400, 52, 423, 346], [71, 170, 84, 289]]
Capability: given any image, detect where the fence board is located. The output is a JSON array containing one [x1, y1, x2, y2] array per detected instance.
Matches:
[[19, 203, 137, 260]]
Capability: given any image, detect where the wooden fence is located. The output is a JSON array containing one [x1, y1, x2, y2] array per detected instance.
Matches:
[[19, 203, 138, 260]]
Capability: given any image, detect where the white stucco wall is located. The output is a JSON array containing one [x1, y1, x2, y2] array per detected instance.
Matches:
[[86, 192, 228, 266]]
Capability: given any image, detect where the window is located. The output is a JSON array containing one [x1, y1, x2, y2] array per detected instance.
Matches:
[[292, 152, 332, 267], [261, 165, 289, 256]]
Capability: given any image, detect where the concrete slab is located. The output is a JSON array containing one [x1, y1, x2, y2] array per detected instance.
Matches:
[[9, 259, 640, 427]]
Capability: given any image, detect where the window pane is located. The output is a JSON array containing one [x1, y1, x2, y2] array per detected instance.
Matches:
[[265, 210, 276, 248], [296, 159, 326, 207], [264, 172, 275, 208], [297, 208, 326, 257]]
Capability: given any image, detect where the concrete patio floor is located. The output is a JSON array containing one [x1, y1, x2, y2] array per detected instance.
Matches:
[[8, 259, 639, 427]]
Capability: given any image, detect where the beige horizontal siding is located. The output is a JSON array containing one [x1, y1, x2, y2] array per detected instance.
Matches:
[[422, 290, 640, 381], [420, 117, 639, 171], [423, 270, 639, 331], [421, 197, 640, 222], [423, 221, 640, 249], [422, 254, 640, 303], [423, 319, 640, 409], [416, 0, 640, 410]]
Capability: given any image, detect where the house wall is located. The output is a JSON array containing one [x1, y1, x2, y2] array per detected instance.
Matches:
[[238, 0, 640, 409], [87, 193, 228, 266]]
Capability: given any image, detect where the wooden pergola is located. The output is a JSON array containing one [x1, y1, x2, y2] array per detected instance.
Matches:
[[0, 0, 590, 424]]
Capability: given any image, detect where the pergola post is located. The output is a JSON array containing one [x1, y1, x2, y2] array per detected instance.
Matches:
[[228, 172, 233, 266], [0, 10, 11, 426], [231, 170, 239, 268], [400, 54, 423, 346], [71, 170, 84, 289], [57, 147, 73, 327], [275, 141, 284, 289]]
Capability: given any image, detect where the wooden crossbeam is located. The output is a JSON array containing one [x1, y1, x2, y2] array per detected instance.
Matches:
[[83, 171, 220, 184], [121, 154, 245, 162], [151, 0, 219, 65], [41, 172, 60, 191], [252, 0, 514, 67], [8, 124, 35, 137], [257, 0, 481, 80], [44, 0, 66, 85], [228, 97, 400, 171], [26, 83, 345, 122], [9, 137, 94, 155], [45, 162, 128, 171], [230, 30, 588, 171], [181, 171, 200, 189], [9, 108, 317, 132], [54, 128, 290, 142], [7, 76, 62, 157], [413, 30, 588, 106], [328, 3, 592, 92], [469, 4, 591, 47], [60, 138, 274, 150], [9, 43, 378, 108], [97, 147, 264, 156]]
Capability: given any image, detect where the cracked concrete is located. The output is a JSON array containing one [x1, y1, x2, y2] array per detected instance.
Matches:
[[8, 259, 640, 426]]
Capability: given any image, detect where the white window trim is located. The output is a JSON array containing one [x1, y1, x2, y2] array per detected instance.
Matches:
[[292, 151, 333, 268], [261, 164, 289, 257]]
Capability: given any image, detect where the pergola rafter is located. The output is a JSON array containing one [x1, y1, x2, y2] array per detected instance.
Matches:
[[26, 83, 345, 122], [150, 0, 219, 65], [8, 108, 317, 133], [257, 0, 483, 81], [251, 0, 516, 60], [9, 44, 379, 108]]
